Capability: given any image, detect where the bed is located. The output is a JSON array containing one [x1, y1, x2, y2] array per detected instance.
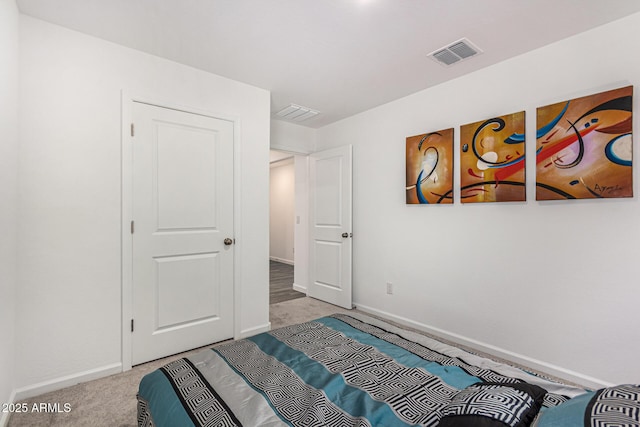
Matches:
[[137, 313, 639, 426]]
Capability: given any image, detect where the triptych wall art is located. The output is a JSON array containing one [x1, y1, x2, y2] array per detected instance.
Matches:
[[405, 85, 633, 204]]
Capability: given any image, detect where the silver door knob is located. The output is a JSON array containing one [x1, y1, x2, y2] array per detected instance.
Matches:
[[224, 238, 233, 246]]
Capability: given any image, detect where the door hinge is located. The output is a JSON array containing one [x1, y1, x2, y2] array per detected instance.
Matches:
[[131, 319, 134, 332], [130, 220, 135, 234], [130, 123, 135, 137]]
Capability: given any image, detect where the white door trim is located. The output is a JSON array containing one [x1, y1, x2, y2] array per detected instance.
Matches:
[[120, 91, 242, 371]]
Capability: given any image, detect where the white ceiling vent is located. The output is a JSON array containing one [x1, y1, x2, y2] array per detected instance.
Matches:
[[428, 38, 482, 66], [275, 104, 320, 122]]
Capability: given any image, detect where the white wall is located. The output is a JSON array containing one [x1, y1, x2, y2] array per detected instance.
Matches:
[[293, 155, 310, 292], [316, 12, 640, 387], [270, 119, 316, 154], [270, 159, 295, 264], [16, 16, 270, 395], [0, 0, 19, 420]]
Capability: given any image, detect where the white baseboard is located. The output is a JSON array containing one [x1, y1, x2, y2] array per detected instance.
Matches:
[[0, 389, 17, 427], [13, 363, 122, 402], [269, 256, 294, 265], [354, 303, 613, 390], [239, 322, 271, 338], [292, 283, 307, 294]]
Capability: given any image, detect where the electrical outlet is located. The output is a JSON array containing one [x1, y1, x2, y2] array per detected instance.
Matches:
[[386, 282, 393, 295]]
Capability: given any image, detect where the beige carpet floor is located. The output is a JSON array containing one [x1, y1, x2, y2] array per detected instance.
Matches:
[[7, 297, 350, 427], [7, 297, 576, 426]]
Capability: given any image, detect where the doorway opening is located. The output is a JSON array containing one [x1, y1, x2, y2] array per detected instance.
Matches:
[[269, 150, 306, 304]]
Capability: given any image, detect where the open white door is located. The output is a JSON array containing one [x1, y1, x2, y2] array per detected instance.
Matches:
[[130, 102, 235, 365], [308, 145, 353, 309]]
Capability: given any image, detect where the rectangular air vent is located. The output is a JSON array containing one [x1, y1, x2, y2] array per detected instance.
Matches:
[[275, 104, 320, 122], [428, 38, 482, 66]]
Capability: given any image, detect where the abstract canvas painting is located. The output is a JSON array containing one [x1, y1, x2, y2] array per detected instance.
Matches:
[[536, 86, 633, 200], [460, 111, 526, 203], [405, 129, 454, 204]]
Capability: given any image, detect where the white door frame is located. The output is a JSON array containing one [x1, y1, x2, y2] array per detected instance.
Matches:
[[121, 91, 243, 371]]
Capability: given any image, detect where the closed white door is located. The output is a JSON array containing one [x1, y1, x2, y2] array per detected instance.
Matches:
[[308, 145, 353, 309], [131, 102, 234, 365]]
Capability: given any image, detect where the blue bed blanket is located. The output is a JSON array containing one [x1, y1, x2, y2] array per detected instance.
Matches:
[[137, 313, 617, 427]]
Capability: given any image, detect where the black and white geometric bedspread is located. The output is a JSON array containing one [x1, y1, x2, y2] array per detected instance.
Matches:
[[137, 313, 618, 427], [588, 384, 640, 426]]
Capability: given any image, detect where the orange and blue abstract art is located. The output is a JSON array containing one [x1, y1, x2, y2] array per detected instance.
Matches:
[[460, 111, 526, 203], [536, 86, 633, 200], [405, 129, 454, 204]]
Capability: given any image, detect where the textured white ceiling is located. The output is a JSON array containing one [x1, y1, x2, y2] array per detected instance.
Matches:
[[17, 0, 640, 127]]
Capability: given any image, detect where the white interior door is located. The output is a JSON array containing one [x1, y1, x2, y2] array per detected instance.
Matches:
[[308, 145, 353, 309], [131, 102, 234, 365]]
